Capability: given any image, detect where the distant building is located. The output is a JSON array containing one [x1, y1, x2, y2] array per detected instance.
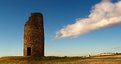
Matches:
[[24, 13, 44, 57]]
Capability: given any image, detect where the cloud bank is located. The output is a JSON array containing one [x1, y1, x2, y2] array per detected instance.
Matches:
[[56, 0, 121, 38]]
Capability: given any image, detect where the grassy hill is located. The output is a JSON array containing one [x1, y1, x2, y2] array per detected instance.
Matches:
[[1, 55, 121, 64]]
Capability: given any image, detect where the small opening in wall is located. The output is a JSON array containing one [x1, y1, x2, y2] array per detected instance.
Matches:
[[27, 47, 31, 56]]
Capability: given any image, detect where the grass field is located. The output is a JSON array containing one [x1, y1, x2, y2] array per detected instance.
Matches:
[[0, 55, 121, 64]]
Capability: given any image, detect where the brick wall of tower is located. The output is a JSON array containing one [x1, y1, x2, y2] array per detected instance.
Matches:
[[24, 13, 44, 57]]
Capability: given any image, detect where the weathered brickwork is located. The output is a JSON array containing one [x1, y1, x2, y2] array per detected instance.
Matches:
[[24, 13, 44, 57]]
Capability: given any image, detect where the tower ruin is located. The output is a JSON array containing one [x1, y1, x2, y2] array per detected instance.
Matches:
[[24, 13, 44, 57]]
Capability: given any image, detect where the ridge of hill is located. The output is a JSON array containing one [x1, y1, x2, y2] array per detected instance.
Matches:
[[0, 55, 121, 64]]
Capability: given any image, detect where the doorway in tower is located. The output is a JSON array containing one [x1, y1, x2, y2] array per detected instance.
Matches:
[[27, 47, 31, 56]]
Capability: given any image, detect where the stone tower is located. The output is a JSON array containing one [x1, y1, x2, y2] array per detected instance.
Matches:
[[24, 13, 44, 57]]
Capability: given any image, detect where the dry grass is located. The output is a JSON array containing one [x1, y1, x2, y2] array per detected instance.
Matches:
[[0, 55, 121, 64]]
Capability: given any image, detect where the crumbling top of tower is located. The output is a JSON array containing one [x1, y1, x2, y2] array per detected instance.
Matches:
[[24, 12, 43, 27], [31, 12, 43, 17]]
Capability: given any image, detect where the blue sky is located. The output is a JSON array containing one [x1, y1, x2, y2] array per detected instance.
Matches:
[[0, 0, 121, 57]]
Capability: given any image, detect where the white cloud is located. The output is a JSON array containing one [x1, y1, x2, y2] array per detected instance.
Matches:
[[56, 0, 121, 38]]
